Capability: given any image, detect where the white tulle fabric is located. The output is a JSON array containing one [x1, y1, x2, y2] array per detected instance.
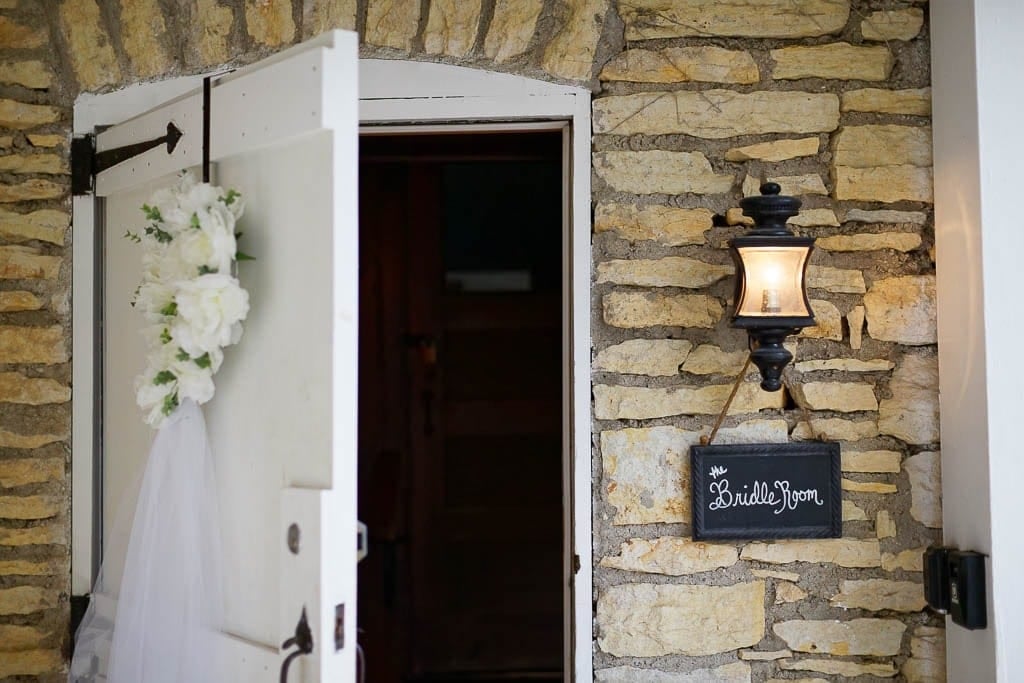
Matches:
[[70, 400, 225, 682]]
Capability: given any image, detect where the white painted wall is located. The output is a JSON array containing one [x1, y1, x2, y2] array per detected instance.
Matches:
[[932, 2, 1024, 679]]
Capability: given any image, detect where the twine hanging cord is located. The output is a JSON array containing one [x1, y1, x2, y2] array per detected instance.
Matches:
[[699, 352, 819, 445]]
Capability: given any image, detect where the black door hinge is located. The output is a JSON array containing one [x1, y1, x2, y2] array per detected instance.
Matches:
[[71, 122, 184, 197]]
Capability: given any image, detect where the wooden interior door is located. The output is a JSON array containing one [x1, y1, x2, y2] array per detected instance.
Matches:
[[358, 133, 564, 681]]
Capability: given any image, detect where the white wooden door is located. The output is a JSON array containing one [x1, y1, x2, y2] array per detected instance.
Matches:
[[93, 31, 358, 681]]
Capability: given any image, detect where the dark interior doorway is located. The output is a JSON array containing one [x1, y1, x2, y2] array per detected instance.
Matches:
[[357, 131, 565, 683]]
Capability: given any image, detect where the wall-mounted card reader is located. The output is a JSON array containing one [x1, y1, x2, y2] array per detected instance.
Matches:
[[923, 545, 987, 630]]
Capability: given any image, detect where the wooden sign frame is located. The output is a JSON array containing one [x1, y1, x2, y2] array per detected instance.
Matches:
[[691, 442, 842, 540]]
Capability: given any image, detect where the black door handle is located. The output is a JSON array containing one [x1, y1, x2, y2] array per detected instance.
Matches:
[[279, 607, 314, 682]]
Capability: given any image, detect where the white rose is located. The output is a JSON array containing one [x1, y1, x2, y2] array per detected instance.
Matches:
[[174, 362, 216, 405], [135, 370, 177, 426], [142, 247, 194, 284], [175, 223, 236, 275], [171, 274, 250, 355], [134, 281, 176, 323]]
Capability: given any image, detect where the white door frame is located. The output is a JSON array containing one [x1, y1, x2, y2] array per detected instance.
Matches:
[[72, 59, 593, 681]]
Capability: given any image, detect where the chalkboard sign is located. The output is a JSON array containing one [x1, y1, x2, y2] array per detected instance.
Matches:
[[691, 442, 841, 540]]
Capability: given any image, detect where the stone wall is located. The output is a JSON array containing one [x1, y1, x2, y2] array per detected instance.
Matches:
[[3, 0, 941, 680]]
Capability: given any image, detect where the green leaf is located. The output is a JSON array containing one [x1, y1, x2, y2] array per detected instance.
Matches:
[[235, 251, 256, 261], [176, 349, 190, 362], [159, 328, 172, 344], [144, 225, 173, 243], [198, 265, 216, 275], [153, 370, 176, 385], [142, 204, 162, 222], [124, 230, 141, 243], [161, 390, 179, 416], [160, 301, 178, 317], [220, 189, 241, 206], [194, 352, 212, 369], [190, 212, 201, 228]]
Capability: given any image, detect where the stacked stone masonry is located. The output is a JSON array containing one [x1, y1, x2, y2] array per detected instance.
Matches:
[[8, 0, 940, 680]]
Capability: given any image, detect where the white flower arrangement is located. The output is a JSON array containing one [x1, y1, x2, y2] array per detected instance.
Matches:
[[128, 172, 251, 427]]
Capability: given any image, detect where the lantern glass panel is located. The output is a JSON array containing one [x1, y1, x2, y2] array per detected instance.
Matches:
[[735, 246, 811, 317]]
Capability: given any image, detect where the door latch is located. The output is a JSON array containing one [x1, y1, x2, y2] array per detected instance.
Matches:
[[279, 607, 314, 682]]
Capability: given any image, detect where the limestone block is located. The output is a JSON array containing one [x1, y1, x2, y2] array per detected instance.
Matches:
[[594, 203, 711, 246], [188, 0, 234, 65], [620, 0, 850, 39], [752, 569, 799, 581], [59, 0, 123, 89], [593, 91, 839, 138], [772, 43, 894, 81], [831, 579, 924, 611], [599, 537, 738, 575], [304, 0, 358, 35], [0, 180, 64, 203], [773, 618, 905, 655], [0, 17, 45, 48], [793, 418, 878, 441], [365, 0, 421, 50], [594, 151, 733, 194], [597, 257, 732, 288], [865, 276, 937, 345], [0, 208, 69, 245], [0, 586, 58, 615], [596, 662, 752, 682], [0, 560, 61, 576], [807, 266, 866, 294], [0, 61, 52, 89], [424, 0, 482, 57], [0, 100, 61, 130], [795, 359, 894, 373], [601, 421, 788, 524], [0, 429, 65, 450], [842, 479, 897, 494], [0, 524, 65, 546], [485, 0, 543, 62], [0, 373, 69, 405], [779, 658, 897, 677], [845, 208, 927, 225], [740, 649, 791, 661], [120, 0, 172, 77], [726, 208, 754, 227], [741, 538, 881, 567], [0, 458, 63, 488], [789, 209, 840, 227], [0, 325, 67, 364], [905, 451, 942, 527], [775, 582, 807, 604], [541, 0, 606, 80], [883, 547, 926, 572], [876, 511, 897, 538], [0, 292, 43, 312], [902, 626, 946, 682], [0, 154, 66, 175], [744, 174, 826, 197], [841, 450, 901, 473], [799, 299, 842, 341], [842, 88, 932, 115], [835, 125, 932, 168], [791, 381, 877, 412], [603, 291, 722, 328], [0, 650, 62, 677], [597, 582, 765, 656], [245, 0, 295, 46], [835, 166, 933, 203], [843, 500, 867, 521], [0, 496, 60, 520], [0, 624, 48, 650], [680, 345, 747, 376], [594, 382, 785, 420], [725, 137, 818, 162], [767, 679, 828, 683], [0, 136, 11, 147], [601, 47, 758, 84], [27, 135, 64, 148], [879, 355, 940, 444], [862, 8, 925, 41], [817, 232, 922, 253], [594, 339, 692, 377], [0, 246, 60, 280], [847, 305, 865, 350]]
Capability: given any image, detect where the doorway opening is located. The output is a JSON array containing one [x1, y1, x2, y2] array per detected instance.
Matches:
[[357, 130, 566, 682]]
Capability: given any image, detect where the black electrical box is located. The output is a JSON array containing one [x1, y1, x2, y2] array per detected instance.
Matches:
[[923, 545, 951, 612], [948, 550, 987, 630]]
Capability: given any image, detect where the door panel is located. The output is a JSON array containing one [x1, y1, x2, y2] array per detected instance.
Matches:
[[94, 31, 359, 681]]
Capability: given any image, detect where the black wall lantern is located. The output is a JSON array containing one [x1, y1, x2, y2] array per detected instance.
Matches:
[[729, 182, 815, 392]]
